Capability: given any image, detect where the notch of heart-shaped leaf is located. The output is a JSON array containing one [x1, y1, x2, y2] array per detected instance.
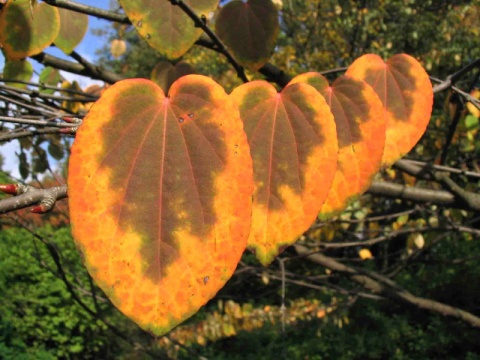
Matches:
[[230, 80, 338, 265], [346, 54, 433, 166], [0, 0, 60, 60], [68, 75, 253, 336], [150, 60, 196, 93], [215, 0, 279, 70], [289, 73, 386, 216], [118, 0, 219, 59]]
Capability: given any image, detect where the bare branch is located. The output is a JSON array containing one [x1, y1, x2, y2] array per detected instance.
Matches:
[[0, 128, 65, 142], [0, 185, 68, 214], [31, 52, 123, 84], [432, 58, 480, 93], [311, 225, 480, 249], [294, 244, 480, 328], [400, 159, 480, 179], [367, 181, 455, 206], [42, 0, 129, 23], [0, 116, 80, 128], [393, 160, 480, 210]]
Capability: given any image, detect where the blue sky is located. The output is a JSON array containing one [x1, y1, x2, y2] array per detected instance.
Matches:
[[0, 1, 118, 178]]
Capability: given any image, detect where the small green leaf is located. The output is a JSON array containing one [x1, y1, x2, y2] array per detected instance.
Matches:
[[48, 141, 64, 161], [18, 137, 32, 150], [464, 114, 479, 131], [18, 152, 30, 179], [3, 60, 33, 89], [39, 67, 62, 94], [33, 148, 48, 174]]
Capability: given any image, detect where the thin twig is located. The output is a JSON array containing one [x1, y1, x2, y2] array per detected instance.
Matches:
[[294, 245, 480, 328], [0, 128, 65, 142], [432, 58, 480, 93], [0, 116, 79, 128], [42, 0, 129, 23], [309, 225, 480, 249]]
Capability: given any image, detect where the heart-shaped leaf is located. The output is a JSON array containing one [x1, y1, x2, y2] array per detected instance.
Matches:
[[289, 73, 386, 215], [346, 54, 433, 166], [68, 75, 253, 336], [3, 60, 33, 89], [215, 0, 279, 70], [230, 81, 338, 265], [118, 0, 219, 59], [0, 0, 60, 60], [54, 7, 88, 54], [151, 60, 196, 93]]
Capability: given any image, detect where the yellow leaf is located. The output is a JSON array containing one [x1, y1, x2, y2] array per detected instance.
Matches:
[[261, 271, 270, 285], [466, 89, 479, 118], [359, 248, 373, 260], [110, 39, 126, 58], [222, 323, 236, 337], [407, 233, 424, 254]]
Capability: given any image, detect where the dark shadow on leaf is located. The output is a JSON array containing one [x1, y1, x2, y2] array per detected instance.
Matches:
[[363, 57, 417, 122], [97, 82, 227, 282], [240, 83, 326, 210]]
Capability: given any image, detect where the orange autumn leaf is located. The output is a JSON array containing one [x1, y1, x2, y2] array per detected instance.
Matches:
[[346, 54, 433, 167], [289, 73, 386, 216], [68, 75, 253, 336], [230, 80, 338, 265]]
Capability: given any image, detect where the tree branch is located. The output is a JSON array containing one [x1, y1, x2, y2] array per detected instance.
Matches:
[[432, 58, 480, 93], [0, 177, 476, 216], [43, 0, 129, 23], [31, 52, 123, 84], [0, 185, 68, 214], [0, 128, 65, 142], [311, 225, 480, 249], [294, 244, 480, 328], [366, 181, 477, 210], [393, 160, 480, 210]]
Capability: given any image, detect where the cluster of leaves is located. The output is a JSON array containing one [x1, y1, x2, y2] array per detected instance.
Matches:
[[0, 0, 479, 357], [67, 1, 434, 338], [0, 0, 88, 96], [158, 297, 335, 357], [0, 0, 88, 59]]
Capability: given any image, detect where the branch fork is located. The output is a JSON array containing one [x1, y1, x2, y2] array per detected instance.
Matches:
[[0, 184, 68, 214]]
